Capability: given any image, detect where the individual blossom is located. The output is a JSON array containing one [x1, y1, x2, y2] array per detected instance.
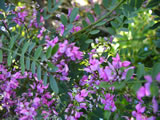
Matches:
[[132, 103, 147, 120], [101, 93, 116, 112], [152, 96, 158, 114], [136, 75, 153, 100]]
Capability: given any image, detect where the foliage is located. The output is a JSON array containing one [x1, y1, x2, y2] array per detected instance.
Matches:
[[0, 0, 160, 120]]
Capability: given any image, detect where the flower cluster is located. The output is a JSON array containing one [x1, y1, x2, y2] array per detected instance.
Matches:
[[0, 64, 58, 119], [132, 73, 160, 120], [46, 36, 83, 81]]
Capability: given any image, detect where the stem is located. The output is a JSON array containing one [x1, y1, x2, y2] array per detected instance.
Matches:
[[68, 0, 126, 39]]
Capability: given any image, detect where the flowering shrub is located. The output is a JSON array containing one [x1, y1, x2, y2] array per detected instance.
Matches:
[[0, 0, 160, 119]]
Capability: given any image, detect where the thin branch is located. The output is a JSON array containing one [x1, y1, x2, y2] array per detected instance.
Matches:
[[68, 0, 126, 39]]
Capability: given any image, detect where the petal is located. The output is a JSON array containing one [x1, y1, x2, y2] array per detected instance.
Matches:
[[122, 61, 131, 67], [144, 75, 152, 83], [156, 72, 160, 82]]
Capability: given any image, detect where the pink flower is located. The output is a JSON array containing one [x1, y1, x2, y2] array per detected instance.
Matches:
[[75, 94, 84, 102], [132, 103, 147, 120], [80, 89, 88, 97], [152, 96, 158, 113], [112, 54, 122, 68], [156, 72, 160, 83], [122, 61, 131, 67]]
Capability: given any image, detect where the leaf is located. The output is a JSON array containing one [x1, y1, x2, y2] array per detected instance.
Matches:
[[7, 52, 12, 66], [126, 69, 134, 81], [9, 36, 16, 49], [26, 57, 30, 70], [103, 0, 110, 8], [131, 82, 141, 93], [12, 48, 18, 59], [89, 30, 100, 35], [36, 10, 40, 24], [6, 14, 16, 19], [94, 3, 101, 15], [150, 82, 159, 96], [43, 72, 48, 86], [28, 42, 36, 54], [31, 61, 36, 74], [22, 42, 30, 54], [100, 81, 126, 90], [37, 65, 41, 80], [70, 8, 79, 23], [20, 55, 25, 74], [48, 0, 62, 13], [8, 22, 17, 27], [82, 20, 88, 27], [87, 12, 95, 23], [63, 24, 73, 36], [107, 27, 116, 35], [0, 50, 3, 63], [34, 46, 42, 59], [104, 111, 111, 120], [150, 22, 160, 29], [95, 21, 106, 26], [46, 46, 52, 59], [49, 75, 59, 94], [85, 39, 93, 44], [47, 61, 55, 69], [147, 0, 159, 8], [152, 62, 160, 79], [0, 0, 6, 11], [60, 14, 68, 25], [119, 28, 129, 32], [0, 13, 4, 19], [51, 44, 59, 56], [135, 0, 143, 8], [137, 64, 145, 79]]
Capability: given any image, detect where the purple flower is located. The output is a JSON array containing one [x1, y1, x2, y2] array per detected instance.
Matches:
[[80, 89, 88, 97], [132, 103, 147, 120], [75, 94, 84, 102], [122, 61, 131, 67], [152, 96, 158, 114], [156, 72, 160, 83]]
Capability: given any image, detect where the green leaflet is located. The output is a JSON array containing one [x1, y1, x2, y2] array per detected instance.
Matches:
[[43, 72, 48, 86], [20, 55, 25, 74], [89, 30, 100, 35], [34, 46, 42, 60], [28, 42, 36, 54], [37, 65, 41, 80], [60, 14, 68, 25], [49, 75, 59, 94], [87, 12, 95, 23], [0, 50, 3, 63], [51, 44, 59, 56], [22, 42, 30, 55], [126, 69, 134, 81], [137, 64, 144, 79], [7, 52, 12, 66], [70, 8, 79, 23], [31, 61, 36, 74], [26, 57, 30, 70], [46, 46, 52, 59], [94, 3, 101, 15]]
